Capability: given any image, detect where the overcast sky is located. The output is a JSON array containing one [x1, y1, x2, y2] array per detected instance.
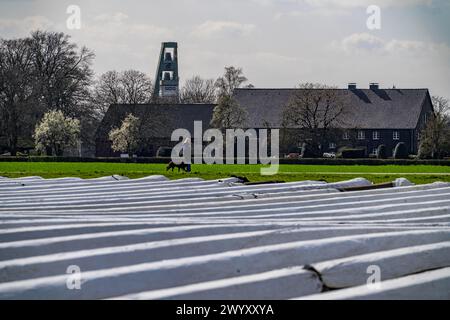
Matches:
[[1, 0, 449, 98]]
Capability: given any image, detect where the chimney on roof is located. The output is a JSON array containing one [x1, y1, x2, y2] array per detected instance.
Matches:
[[370, 83, 379, 90], [348, 83, 357, 90]]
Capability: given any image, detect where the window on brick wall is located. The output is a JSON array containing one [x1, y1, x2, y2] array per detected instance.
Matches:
[[393, 131, 400, 140], [371, 147, 378, 156], [343, 131, 349, 140], [373, 131, 380, 140], [358, 131, 365, 140]]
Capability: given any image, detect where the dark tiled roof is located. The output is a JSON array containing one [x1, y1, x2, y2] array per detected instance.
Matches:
[[233, 88, 430, 129], [97, 103, 216, 140]]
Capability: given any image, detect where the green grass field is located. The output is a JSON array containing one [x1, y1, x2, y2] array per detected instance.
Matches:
[[1, 162, 450, 184]]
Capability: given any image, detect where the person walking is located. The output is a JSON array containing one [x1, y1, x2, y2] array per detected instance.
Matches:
[[182, 137, 192, 173]]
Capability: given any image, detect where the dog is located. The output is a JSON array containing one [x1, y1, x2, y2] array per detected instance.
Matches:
[[166, 161, 189, 172]]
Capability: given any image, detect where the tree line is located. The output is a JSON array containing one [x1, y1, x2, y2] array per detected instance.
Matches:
[[0, 31, 93, 155], [0, 30, 251, 156], [1, 30, 448, 159]]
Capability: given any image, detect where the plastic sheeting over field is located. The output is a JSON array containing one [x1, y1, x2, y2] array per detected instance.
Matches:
[[0, 175, 449, 300]]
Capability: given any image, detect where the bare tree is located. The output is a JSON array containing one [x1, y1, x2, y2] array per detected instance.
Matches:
[[180, 75, 216, 104], [92, 70, 152, 119], [89, 70, 151, 155], [91, 71, 123, 116], [0, 31, 94, 155], [29, 31, 94, 117], [419, 96, 450, 159], [121, 70, 153, 104], [0, 38, 34, 155], [210, 66, 250, 130], [210, 95, 248, 129], [281, 83, 348, 157], [433, 96, 450, 115], [30, 31, 95, 157], [215, 66, 248, 98]]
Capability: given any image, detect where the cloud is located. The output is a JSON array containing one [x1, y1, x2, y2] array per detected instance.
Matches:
[[303, 0, 432, 8], [190, 20, 256, 39], [385, 39, 450, 55], [252, 0, 433, 8], [340, 33, 385, 52], [64, 12, 175, 75], [337, 33, 450, 57], [0, 16, 53, 36], [274, 7, 348, 19], [249, 0, 275, 6], [270, 0, 437, 20], [93, 12, 129, 23], [82, 12, 173, 43]]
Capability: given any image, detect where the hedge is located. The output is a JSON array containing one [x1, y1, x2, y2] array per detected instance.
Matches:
[[1, 156, 450, 166], [0, 156, 170, 164], [279, 158, 450, 165], [341, 148, 366, 159]]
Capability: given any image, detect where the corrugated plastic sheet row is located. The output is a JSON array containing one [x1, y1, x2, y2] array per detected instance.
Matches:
[[0, 175, 449, 300]]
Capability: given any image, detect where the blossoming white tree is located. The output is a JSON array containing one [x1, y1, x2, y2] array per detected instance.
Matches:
[[108, 113, 141, 157], [34, 110, 80, 156]]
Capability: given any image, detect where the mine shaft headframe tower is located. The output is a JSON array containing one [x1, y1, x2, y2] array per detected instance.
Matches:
[[154, 42, 179, 99]]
